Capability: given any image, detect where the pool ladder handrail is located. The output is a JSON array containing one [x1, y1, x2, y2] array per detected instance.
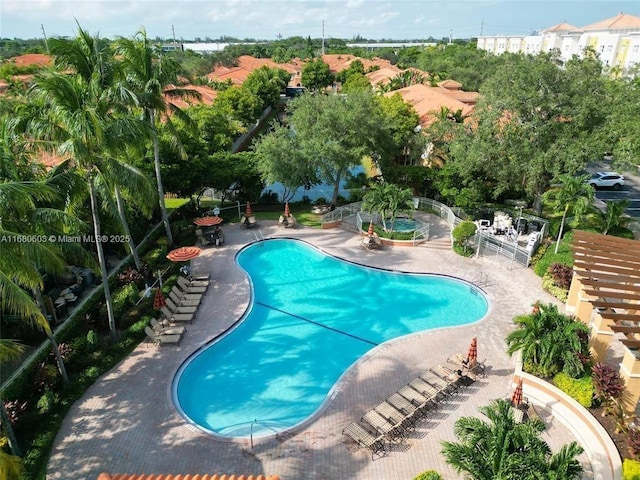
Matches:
[[250, 418, 285, 448]]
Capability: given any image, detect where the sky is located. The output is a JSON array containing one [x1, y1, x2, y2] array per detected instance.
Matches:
[[2, 0, 639, 41]]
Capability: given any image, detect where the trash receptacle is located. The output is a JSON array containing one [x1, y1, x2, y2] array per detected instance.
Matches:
[[516, 218, 528, 234]]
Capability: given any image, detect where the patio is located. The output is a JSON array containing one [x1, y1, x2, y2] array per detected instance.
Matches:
[[47, 219, 597, 480]]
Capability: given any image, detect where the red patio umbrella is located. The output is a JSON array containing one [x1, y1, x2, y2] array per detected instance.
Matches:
[[466, 337, 478, 364], [153, 288, 166, 310], [166, 246, 202, 262], [367, 220, 374, 236], [512, 377, 524, 408], [284, 202, 290, 217], [245, 202, 253, 216], [194, 216, 223, 227]]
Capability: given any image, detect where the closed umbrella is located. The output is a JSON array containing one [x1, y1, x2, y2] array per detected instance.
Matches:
[[512, 377, 523, 408], [153, 289, 166, 310], [367, 220, 374, 236], [194, 216, 223, 227], [284, 202, 290, 217], [245, 202, 253, 216], [166, 246, 202, 262], [466, 337, 477, 364]]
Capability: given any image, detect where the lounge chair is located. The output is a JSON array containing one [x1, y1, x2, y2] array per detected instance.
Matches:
[[342, 422, 386, 459], [435, 364, 466, 390], [177, 277, 207, 294], [374, 400, 416, 430], [150, 318, 186, 336], [512, 407, 525, 424], [386, 393, 424, 419], [181, 275, 209, 287], [161, 306, 193, 324], [165, 298, 197, 315], [170, 285, 202, 303], [361, 409, 403, 441], [408, 378, 442, 405], [419, 371, 454, 398], [397, 385, 434, 414], [169, 290, 200, 307], [144, 326, 182, 346]]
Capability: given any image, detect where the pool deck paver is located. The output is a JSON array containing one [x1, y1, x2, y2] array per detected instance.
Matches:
[[47, 217, 596, 480]]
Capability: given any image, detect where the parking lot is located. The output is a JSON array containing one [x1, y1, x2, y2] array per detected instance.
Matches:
[[587, 163, 640, 221]]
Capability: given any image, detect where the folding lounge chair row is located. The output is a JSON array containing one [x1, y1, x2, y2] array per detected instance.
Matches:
[[343, 362, 471, 458], [161, 275, 212, 325], [144, 326, 182, 346], [447, 352, 487, 378]]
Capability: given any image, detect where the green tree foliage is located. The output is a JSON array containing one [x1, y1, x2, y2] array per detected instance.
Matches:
[[444, 52, 609, 213], [543, 174, 595, 253], [341, 72, 372, 94], [591, 199, 632, 235], [362, 182, 414, 232], [242, 66, 290, 114], [255, 91, 393, 208], [451, 220, 477, 255], [442, 399, 583, 480], [506, 303, 590, 378], [301, 58, 334, 91], [335, 58, 365, 84]]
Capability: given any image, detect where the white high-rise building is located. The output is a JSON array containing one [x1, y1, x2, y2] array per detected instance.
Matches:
[[477, 13, 640, 75]]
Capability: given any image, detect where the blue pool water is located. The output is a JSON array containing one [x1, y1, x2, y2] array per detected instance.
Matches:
[[173, 239, 488, 437]]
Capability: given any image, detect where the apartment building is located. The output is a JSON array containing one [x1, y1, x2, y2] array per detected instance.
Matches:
[[477, 13, 640, 74]]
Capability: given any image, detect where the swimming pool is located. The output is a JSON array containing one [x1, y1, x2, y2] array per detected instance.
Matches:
[[173, 238, 488, 438]]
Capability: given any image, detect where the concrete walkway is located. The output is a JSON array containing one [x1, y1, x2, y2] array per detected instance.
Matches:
[[47, 217, 599, 480]]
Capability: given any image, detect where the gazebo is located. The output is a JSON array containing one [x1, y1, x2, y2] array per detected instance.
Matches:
[[566, 230, 640, 412]]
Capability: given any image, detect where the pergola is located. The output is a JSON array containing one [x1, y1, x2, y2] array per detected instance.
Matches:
[[568, 230, 640, 411]]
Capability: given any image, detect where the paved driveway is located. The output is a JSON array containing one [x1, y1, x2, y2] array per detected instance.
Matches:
[[47, 218, 593, 480]]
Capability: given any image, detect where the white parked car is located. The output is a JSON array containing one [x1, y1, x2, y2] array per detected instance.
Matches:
[[587, 171, 625, 190]]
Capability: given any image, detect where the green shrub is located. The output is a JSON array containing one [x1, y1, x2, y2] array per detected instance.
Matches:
[[542, 272, 569, 301], [553, 372, 593, 407], [452, 220, 476, 256], [413, 471, 443, 480], [623, 459, 640, 479], [36, 389, 57, 414]]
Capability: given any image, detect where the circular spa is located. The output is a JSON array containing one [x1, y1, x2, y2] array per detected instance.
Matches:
[[173, 239, 489, 438]]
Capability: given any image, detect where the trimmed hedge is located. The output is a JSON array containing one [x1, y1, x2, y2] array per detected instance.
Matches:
[[553, 372, 593, 408], [623, 459, 640, 480]]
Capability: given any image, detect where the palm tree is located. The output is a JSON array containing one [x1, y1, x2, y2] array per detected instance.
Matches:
[[28, 27, 146, 341], [115, 30, 200, 246], [442, 399, 583, 480], [593, 199, 631, 235], [543, 174, 595, 253], [506, 303, 589, 378], [362, 182, 414, 232], [1, 336, 25, 463]]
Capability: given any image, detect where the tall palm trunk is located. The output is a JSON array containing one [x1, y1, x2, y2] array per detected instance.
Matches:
[[555, 205, 569, 254], [89, 173, 117, 341], [33, 287, 70, 385], [114, 185, 142, 269], [0, 399, 21, 456], [149, 109, 173, 245]]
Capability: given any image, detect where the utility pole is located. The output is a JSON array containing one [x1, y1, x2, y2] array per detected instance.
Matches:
[[480, 19, 484, 36], [41, 24, 49, 53], [172, 24, 177, 51], [321, 20, 325, 55]]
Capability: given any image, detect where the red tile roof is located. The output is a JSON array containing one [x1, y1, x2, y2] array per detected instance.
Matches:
[[541, 22, 579, 33], [365, 67, 402, 86], [385, 84, 473, 127], [582, 13, 640, 31], [320, 54, 399, 74], [9, 53, 52, 67], [208, 55, 299, 85], [97, 474, 281, 480], [164, 84, 218, 109]]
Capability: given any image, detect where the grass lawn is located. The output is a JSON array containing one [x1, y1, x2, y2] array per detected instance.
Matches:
[[165, 197, 190, 211]]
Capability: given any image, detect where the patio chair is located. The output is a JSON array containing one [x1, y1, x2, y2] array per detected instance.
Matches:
[[177, 276, 207, 294], [165, 297, 197, 315], [144, 326, 182, 346], [161, 306, 193, 324], [177, 276, 208, 290], [169, 290, 200, 308], [512, 407, 525, 424], [435, 364, 466, 390], [150, 318, 186, 336], [170, 285, 202, 303], [420, 370, 455, 398], [361, 409, 403, 441], [408, 378, 442, 405], [386, 393, 424, 420], [342, 422, 386, 460], [374, 400, 416, 431], [397, 385, 434, 414]]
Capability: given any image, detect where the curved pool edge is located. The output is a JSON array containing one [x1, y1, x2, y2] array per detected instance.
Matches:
[[170, 237, 491, 442]]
